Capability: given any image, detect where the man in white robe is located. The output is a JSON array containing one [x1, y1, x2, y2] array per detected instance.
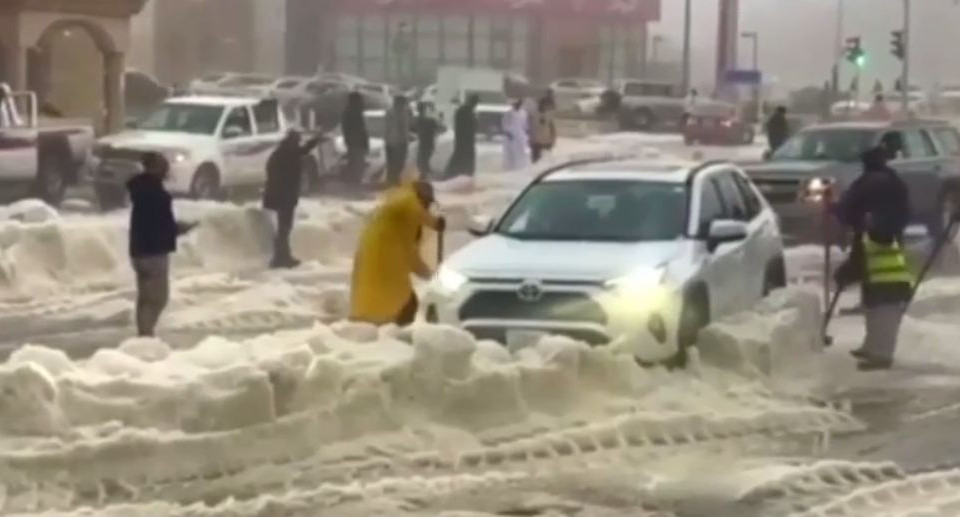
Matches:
[[501, 99, 530, 171]]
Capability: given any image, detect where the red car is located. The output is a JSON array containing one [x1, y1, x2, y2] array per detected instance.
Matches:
[[683, 102, 755, 146]]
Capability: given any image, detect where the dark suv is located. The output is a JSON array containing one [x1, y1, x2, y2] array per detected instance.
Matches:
[[742, 119, 960, 244]]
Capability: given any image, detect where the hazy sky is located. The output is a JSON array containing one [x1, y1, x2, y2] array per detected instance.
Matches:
[[653, 0, 960, 92]]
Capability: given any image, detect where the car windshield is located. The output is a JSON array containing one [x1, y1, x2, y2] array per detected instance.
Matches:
[[467, 90, 508, 105], [772, 128, 877, 162], [495, 180, 687, 242], [221, 76, 272, 87], [135, 103, 224, 135]]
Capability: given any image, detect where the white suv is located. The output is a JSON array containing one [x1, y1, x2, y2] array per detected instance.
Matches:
[[422, 159, 786, 364], [93, 96, 320, 209]]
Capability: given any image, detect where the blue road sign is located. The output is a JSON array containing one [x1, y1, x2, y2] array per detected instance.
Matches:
[[724, 69, 763, 86]]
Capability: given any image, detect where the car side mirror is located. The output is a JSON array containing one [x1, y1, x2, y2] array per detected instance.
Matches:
[[467, 215, 493, 237], [222, 126, 243, 139], [762, 149, 773, 161], [706, 219, 748, 252]]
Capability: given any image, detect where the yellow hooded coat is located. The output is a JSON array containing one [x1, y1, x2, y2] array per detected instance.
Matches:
[[349, 183, 439, 324]]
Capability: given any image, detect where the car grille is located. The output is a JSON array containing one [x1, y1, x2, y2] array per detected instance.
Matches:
[[752, 177, 802, 204], [459, 290, 607, 325], [468, 327, 608, 346]]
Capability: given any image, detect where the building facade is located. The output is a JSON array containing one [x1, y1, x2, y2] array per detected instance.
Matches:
[[286, 0, 661, 86]]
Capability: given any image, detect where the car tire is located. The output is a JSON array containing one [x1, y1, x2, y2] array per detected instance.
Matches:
[[669, 286, 710, 369], [300, 156, 320, 195], [95, 184, 127, 211], [763, 256, 788, 296], [634, 108, 656, 131], [34, 144, 69, 207], [190, 164, 221, 200]]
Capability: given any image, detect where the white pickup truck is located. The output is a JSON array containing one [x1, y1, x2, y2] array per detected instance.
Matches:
[[93, 95, 332, 209], [0, 86, 96, 206]]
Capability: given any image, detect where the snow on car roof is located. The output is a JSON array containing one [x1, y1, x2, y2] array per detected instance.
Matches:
[[548, 160, 695, 183], [165, 95, 265, 107]]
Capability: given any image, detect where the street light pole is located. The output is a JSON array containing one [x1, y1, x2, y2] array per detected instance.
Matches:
[[741, 31, 761, 123], [901, 0, 911, 114], [681, 0, 692, 95]]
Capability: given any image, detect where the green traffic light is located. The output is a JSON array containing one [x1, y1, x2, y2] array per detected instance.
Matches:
[[855, 54, 867, 68]]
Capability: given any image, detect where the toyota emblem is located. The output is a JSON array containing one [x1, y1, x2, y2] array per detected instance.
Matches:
[[517, 280, 543, 303]]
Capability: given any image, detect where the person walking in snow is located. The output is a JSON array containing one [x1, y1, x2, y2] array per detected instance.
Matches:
[[341, 91, 369, 185], [414, 101, 442, 178], [501, 99, 530, 171], [384, 94, 413, 186], [350, 180, 446, 325], [263, 129, 320, 269], [127, 152, 196, 337], [444, 94, 479, 178], [529, 96, 557, 163], [765, 106, 790, 153], [833, 144, 912, 371]]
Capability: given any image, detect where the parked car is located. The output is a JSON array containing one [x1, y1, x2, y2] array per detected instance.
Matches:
[[422, 158, 785, 364], [582, 80, 688, 132], [212, 74, 275, 97], [742, 119, 960, 244], [93, 95, 325, 209], [188, 72, 234, 95], [0, 88, 95, 206], [683, 101, 755, 146], [549, 78, 607, 112]]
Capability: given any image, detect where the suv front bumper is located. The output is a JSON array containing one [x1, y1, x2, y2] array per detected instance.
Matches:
[[422, 277, 683, 362]]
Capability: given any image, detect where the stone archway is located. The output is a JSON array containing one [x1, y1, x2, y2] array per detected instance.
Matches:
[[30, 19, 117, 130], [0, 0, 147, 133]]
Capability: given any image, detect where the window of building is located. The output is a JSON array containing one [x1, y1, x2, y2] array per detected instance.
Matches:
[[362, 15, 387, 59], [442, 16, 470, 64], [472, 16, 491, 66], [336, 15, 360, 58]]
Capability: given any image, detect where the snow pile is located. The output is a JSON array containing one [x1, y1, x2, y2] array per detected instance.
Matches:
[[698, 286, 824, 381]]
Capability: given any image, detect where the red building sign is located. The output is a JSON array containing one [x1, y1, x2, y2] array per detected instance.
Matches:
[[336, 0, 660, 22]]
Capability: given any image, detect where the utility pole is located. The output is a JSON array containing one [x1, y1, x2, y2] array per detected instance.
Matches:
[[681, 0, 692, 95], [831, 0, 846, 94], [901, 0, 911, 114]]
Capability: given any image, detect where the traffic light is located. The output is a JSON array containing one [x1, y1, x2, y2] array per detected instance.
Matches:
[[845, 36, 866, 68], [891, 30, 905, 60]]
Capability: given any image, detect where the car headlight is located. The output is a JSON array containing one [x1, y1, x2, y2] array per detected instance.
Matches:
[[604, 267, 669, 312], [165, 150, 191, 164], [606, 267, 665, 294], [435, 265, 468, 294], [798, 177, 835, 203]]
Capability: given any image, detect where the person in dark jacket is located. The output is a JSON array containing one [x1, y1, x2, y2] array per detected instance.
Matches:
[[444, 94, 479, 178], [263, 129, 320, 269], [127, 152, 196, 337], [341, 91, 369, 185], [415, 101, 441, 177], [834, 145, 912, 370], [765, 106, 790, 152]]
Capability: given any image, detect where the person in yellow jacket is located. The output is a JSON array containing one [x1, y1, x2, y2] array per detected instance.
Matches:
[[350, 180, 445, 325]]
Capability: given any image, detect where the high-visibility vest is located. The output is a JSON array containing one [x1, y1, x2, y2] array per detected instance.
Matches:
[[863, 235, 913, 286]]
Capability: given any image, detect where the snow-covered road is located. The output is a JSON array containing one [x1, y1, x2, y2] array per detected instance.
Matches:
[[3, 134, 960, 516]]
